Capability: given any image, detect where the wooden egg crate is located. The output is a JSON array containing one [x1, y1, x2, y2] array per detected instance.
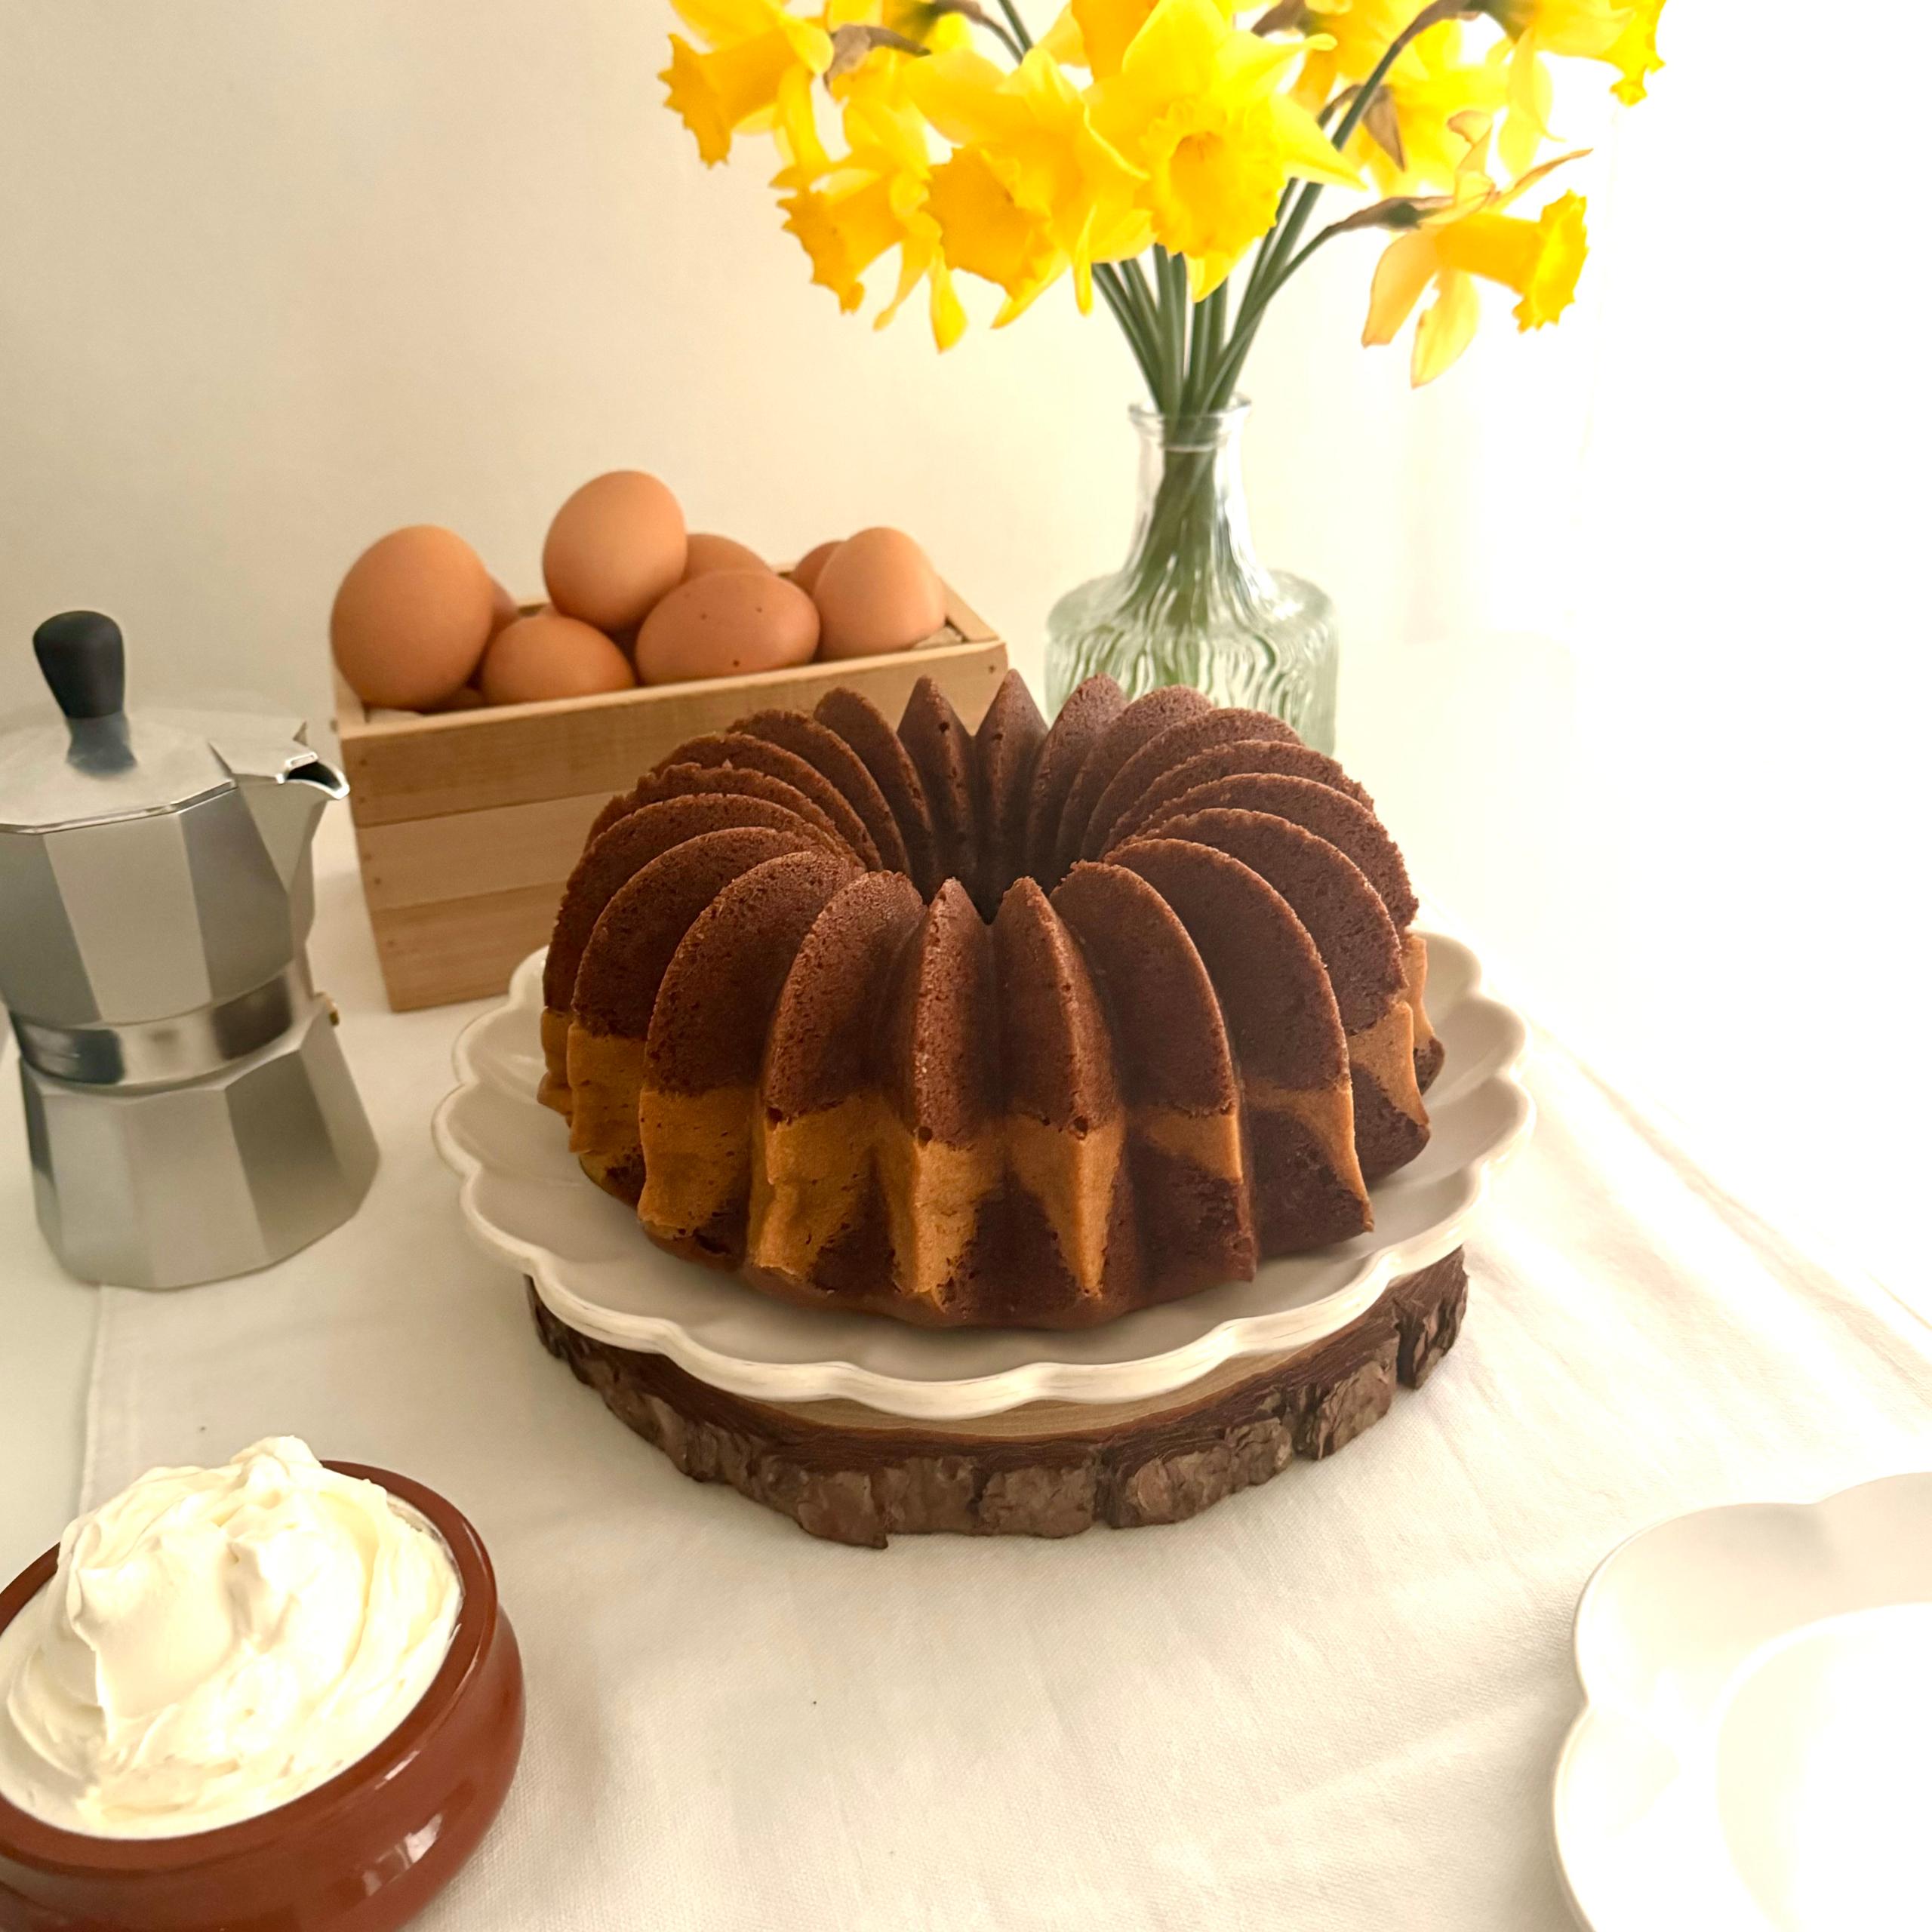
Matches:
[[335, 583, 1008, 1011]]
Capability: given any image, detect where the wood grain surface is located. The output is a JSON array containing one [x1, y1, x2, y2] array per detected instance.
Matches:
[[531, 1250, 1469, 1546]]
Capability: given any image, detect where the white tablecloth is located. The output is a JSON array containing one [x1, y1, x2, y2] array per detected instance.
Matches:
[[36, 812, 1932, 1928]]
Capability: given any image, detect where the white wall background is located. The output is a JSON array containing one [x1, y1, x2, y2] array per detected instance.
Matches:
[[2, 3, 1924, 1304]]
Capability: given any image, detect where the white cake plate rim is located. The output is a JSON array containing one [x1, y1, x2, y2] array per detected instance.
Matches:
[[432, 931, 1532, 1420]]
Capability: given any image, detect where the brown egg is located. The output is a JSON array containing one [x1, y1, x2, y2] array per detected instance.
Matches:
[[682, 534, 771, 581], [331, 526, 495, 709], [542, 471, 687, 632], [788, 540, 841, 595], [635, 571, 820, 685], [432, 682, 490, 713], [478, 609, 638, 705], [488, 577, 521, 635], [811, 528, 946, 660]]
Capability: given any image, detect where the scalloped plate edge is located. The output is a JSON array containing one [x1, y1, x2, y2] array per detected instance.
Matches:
[[433, 934, 1534, 1420], [1551, 1473, 1932, 1930]]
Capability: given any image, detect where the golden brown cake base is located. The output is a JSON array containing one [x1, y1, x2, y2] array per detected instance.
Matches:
[[529, 1248, 1466, 1546]]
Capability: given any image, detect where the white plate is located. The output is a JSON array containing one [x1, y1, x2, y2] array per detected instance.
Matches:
[[432, 931, 1532, 1419], [1555, 1475, 1932, 1931]]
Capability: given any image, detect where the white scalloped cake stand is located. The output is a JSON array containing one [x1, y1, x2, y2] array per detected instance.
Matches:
[[1555, 1475, 1932, 1931], [433, 930, 1532, 1424]]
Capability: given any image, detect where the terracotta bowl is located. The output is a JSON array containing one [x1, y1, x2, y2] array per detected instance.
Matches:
[[0, 1462, 524, 1932]]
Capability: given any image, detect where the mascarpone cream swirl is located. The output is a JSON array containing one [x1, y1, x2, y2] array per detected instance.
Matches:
[[0, 1437, 461, 1838]]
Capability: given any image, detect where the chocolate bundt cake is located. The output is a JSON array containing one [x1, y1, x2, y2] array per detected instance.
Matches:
[[538, 672, 1442, 1329]]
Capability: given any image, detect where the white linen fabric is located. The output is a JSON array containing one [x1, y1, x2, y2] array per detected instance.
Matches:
[[81, 818, 1932, 1931]]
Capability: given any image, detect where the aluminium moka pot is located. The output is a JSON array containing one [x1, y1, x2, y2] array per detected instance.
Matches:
[[0, 611, 378, 1287]]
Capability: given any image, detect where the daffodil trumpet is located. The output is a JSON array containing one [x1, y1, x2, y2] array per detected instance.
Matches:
[[663, 0, 1658, 414]]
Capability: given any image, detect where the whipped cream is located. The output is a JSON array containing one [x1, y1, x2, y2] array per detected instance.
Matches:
[[0, 1438, 461, 1838]]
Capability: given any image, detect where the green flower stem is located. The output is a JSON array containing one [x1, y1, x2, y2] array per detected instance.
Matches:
[[1199, 0, 1464, 408], [1094, 266, 1164, 398], [1118, 257, 1164, 375], [992, 0, 1033, 51], [1201, 214, 1353, 409], [979, 14, 1026, 61], [1122, 441, 1233, 641], [1167, 260, 1185, 403], [1181, 283, 1226, 414], [1151, 247, 1188, 406], [1083, 5, 1470, 676], [1109, 275, 1243, 636], [1094, 269, 1160, 387]]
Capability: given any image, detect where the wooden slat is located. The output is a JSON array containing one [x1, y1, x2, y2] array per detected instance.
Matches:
[[336, 583, 1007, 826], [370, 885, 561, 1011], [331, 663, 371, 734], [336, 575, 1011, 1006], [341, 635, 1006, 826], [355, 789, 611, 913], [940, 583, 998, 645]]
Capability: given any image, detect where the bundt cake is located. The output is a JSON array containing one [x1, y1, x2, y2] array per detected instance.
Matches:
[[537, 671, 1441, 1329]]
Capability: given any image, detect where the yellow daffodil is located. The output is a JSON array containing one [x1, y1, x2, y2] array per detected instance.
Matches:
[[1294, 0, 1426, 97], [1072, 0, 1235, 81], [1484, 0, 1664, 171], [899, 2, 978, 51], [825, 0, 971, 41], [1361, 116, 1586, 383], [660, 0, 833, 168], [820, 0, 977, 67], [1287, 8, 1503, 193], [877, 224, 968, 348], [780, 63, 966, 348], [1484, 0, 1630, 50], [781, 174, 906, 311], [1376, 33, 1509, 191], [926, 146, 1066, 321], [1604, 0, 1665, 105], [1091, 0, 1358, 297], [1038, 4, 1089, 65], [911, 48, 1149, 309], [823, 34, 928, 115], [663, 0, 1635, 380]]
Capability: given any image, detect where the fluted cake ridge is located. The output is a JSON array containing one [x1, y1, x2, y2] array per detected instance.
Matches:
[[537, 671, 1441, 1329]]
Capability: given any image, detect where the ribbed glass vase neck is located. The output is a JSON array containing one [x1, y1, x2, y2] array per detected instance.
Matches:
[[1130, 402, 1249, 455], [1046, 395, 1340, 750], [1121, 400, 1264, 593]]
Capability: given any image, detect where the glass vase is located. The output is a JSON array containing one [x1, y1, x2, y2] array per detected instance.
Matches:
[[1046, 403, 1339, 752]]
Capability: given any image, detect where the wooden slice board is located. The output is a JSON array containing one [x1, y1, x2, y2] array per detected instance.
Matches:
[[530, 1249, 1468, 1546]]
